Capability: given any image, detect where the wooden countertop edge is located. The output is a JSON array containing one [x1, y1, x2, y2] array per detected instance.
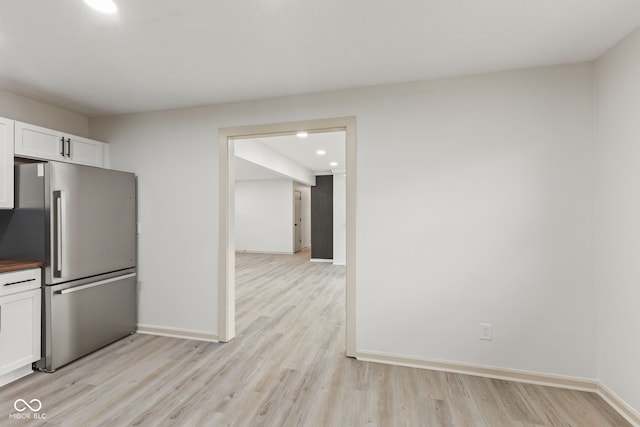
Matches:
[[0, 260, 44, 273]]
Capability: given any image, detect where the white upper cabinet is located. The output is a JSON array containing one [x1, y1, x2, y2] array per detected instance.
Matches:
[[14, 121, 63, 161], [0, 117, 15, 209], [15, 121, 104, 168], [67, 134, 104, 167]]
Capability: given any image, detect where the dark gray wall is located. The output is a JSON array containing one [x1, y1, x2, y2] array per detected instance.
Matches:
[[311, 175, 333, 260]]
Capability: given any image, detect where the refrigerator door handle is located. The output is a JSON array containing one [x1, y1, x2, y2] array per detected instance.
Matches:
[[54, 190, 64, 277], [54, 273, 137, 295]]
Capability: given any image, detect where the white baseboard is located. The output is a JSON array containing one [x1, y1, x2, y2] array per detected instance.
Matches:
[[357, 350, 640, 425], [597, 383, 640, 426], [310, 258, 333, 263], [137, 324, 219, 343], [236, 250, 293, 255], [356, 350, 597, 391], [0, 365, 34, 388]]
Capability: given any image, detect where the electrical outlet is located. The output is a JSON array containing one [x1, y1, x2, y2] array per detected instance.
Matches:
[[480, 323, 492, 341]]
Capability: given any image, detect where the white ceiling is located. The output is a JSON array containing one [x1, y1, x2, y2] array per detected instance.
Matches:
[[235, 131, 345, 181], [234, 156, 283, 181], [1, 1, 639, 117]]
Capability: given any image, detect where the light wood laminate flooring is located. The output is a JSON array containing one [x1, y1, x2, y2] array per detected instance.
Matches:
[[0, 249, 630, 426]]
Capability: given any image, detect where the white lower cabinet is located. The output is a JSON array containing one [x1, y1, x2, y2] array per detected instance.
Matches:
[[0, 269, 41, 387]]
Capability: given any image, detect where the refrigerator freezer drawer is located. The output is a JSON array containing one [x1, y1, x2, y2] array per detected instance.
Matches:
[[42, 273, 137, 371]]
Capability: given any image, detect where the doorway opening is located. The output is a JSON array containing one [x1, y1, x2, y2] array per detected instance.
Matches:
[[218, 117, 356, 357]]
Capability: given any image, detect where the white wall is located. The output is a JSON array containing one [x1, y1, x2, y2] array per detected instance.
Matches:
[[235, 179, 294, 254], [90, 63, 596, 379], [91, 108, 219, 332], [333, 173, 346, 265], [294, 182, 311, 249], [595, 26, 640, 413], [0, 89, 88, 136]]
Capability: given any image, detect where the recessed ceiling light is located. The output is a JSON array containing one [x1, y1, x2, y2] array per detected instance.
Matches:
[[84, 0, 118, 14], [296, 131, 308, 138], [330, 162, 338, 167], [316, 150, 326, 156]]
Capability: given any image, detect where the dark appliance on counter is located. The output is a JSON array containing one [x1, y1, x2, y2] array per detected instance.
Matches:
[[0, 162, 136, 372]]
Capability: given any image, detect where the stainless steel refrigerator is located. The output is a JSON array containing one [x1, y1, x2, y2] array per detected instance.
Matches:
[[0, 162, 137, 372]]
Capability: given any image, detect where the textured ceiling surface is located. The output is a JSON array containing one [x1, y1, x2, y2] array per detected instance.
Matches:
[[1, 0, 639, 116]]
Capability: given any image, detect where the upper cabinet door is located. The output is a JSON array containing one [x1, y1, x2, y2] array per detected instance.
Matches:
[[67, 135, 104, 167], [14, 121, 104, 167], [15, 121, 65, 162], [0, 117, 15, 209]]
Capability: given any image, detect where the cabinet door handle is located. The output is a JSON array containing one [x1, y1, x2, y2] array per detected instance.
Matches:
[[2, 278, 36, 286], [60, 136, 66, 157], [66, 138, 71, 158]]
